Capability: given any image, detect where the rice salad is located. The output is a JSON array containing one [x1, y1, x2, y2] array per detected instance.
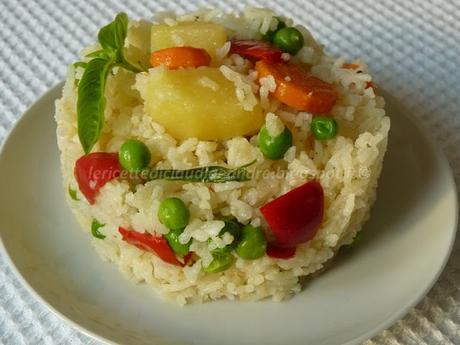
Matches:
[[55, 7, 390, 305]]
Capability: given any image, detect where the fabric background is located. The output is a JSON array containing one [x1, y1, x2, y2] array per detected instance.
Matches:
[[0, 0, 459, 344]]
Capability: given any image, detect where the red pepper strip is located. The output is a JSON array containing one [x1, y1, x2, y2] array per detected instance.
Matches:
[[260, 180, 324, 247], [118, 227, 184, 266], [229, 39, 284, 63], [74, 152, 121, 204], [267, 245, 296, 259]]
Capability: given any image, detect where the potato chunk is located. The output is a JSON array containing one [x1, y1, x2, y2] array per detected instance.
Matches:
[[138, 67, 264, 141], [150, 22, 227, 61]]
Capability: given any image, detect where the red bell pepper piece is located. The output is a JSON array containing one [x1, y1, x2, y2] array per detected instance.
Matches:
[[267, 245, 296, 259], [229, 39, 284, 63], [260, 180, 324, 247], [74, 152, 121, 204], [118, 227, 185, 266]]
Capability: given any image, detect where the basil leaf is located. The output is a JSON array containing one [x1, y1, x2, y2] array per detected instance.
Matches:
[[73, 61, 88, 69], [76, 13, 146, 154], [98, 12, 128, 54], [115, 59, 145, 73], [77, 56, 115, 154], [68, 185, 79, 201], [143, 165, 252, 183], [97, 12, 144, 73], [85, 49, 114, 59], [91, 219, 106, 240]]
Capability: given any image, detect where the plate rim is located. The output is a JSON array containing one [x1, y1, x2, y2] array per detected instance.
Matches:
[[0, 82, 457, 345], [345, 91, 459, 344], [0, 82, 121, 345]]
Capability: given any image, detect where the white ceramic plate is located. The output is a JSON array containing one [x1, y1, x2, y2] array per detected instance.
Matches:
[[0, 83, 457, 345]]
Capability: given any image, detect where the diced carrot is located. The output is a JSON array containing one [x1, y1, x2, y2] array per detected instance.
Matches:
[[255, 60, 337, 113], [150, 46, 211, 69]]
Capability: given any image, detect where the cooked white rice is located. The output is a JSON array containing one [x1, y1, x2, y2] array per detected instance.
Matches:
[[55, 7, 390, 305]]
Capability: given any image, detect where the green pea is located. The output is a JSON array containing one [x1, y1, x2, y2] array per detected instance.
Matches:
[[164, 228, 190, 256], [203, 253, 235, 273], [311, 117, 338, 140], [158, 197, 190, 230], [262, 17, 286, 42], [236, 225, 267, 260], [273, 27, 304, 55], [210, 219, 242, 256], [258, 126, 293, 160], [119, 139, 151, 172]]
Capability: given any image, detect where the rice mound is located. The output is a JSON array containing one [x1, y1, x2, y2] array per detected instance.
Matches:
[[55, 7, 390, 305]]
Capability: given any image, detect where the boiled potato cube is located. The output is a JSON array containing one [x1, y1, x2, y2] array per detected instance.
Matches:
[[150, 22, 227, 60], [138, 67, 264, 141]]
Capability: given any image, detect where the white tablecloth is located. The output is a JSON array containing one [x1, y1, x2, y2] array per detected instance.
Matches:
[[0, 0, 459, 344]]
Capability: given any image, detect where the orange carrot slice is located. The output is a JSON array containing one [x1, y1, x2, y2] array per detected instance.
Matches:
[[150, 47, 211, 69], [256, 60, 337, 113]]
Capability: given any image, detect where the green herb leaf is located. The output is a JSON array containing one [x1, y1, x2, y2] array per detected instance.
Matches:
[[76, 13, 147, 153], [77, 56, 115, 154], [97, 12, 143, 73], [73, 61, 88, 69], [98, 12, 128, 54], [68, 185, 79, 201], [91, 219, 106, 239], [85, 49, 114, 59], [142, 165, 252, 183]]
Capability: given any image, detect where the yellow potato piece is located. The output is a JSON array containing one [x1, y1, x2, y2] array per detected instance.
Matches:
[[150, 22, 227, 61], [140, 67, 264, 141]]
